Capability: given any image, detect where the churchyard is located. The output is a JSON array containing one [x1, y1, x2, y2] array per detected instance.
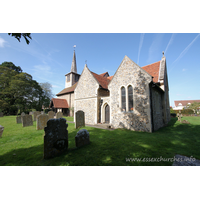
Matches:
[[0, 115, 200, 166]]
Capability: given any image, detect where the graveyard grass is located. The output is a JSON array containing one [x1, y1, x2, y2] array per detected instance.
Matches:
[[0, 116, 200, 166]]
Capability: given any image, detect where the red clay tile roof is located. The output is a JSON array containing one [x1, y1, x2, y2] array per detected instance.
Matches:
[[107, 76, 113, 81], [99, 72, 109, 77], [56, 82, 77, 96], [174, 100, 200, 107], [142, 61, 160, 83], [91, 72, 111, 89], [51, 98, 69, 108]]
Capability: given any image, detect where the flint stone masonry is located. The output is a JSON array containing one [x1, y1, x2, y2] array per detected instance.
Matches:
[[44, 118, 68, 159], [22, 115, 33, 127], [75, 129, 90, 148], [0, 125, 4, 137], [48, 111, 55, 119], [56, 112, 63, 119], [172, 154, 200, 166], [75, 110, 85, 129], [108, 56, 152, 132], [36, 114, 49, 130], [33, 111, 41, 121], [16, 116, 22, 124], [0, 112, 3, 117]]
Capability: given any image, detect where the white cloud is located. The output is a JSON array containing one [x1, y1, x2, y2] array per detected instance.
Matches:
[[171, 34, 200, 66], [182, 68, 186, 71], [52, 85, 60, 88], [137, 33, 145, 65], [33, 65, 53, 77], [165, 33, 175, 55], [0, 37, 6, 48]]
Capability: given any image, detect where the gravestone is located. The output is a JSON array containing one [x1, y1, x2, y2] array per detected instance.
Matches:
[[29, 112, 33, 115], [0, 112, 3, 117], [36, 114, 49, 130], [56, 112, 63, 119], [48, 111, 55, 119], [75, 110, 85, 129], [21, 112, 25, 116], [16, 116, 22, 124], [44, 118, 68, 159], [33, 111, 41, 121], [0, 125, 4, 137], [41, 111, 44, 114], [22, 115, 33, 127], [75, 129, 90, 148]]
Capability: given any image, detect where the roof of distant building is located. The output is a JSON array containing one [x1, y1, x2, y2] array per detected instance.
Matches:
[[50, 98, 69, 108], [174, 100, 200, 107]]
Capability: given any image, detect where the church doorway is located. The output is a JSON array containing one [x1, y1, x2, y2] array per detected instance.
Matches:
[[105, 104, 110, 124]]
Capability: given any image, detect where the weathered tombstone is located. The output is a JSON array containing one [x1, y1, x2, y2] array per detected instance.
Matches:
[[56, 112, 63, 119], [36, 114, 49, 130], [22, 115, 33, 127], [16, 116, 22, 124], [48, 111, 55, 119], [75, 129, 90, 148], [0, 125, 4, 137], [0, 112, 3, 117], [33, 111, 41, 121], [75, 110, 85, 129], [21, 112, 25, 116], [29, 112, 33, 115], [44, 118, 68, 159], [41, 111, 44, 114]]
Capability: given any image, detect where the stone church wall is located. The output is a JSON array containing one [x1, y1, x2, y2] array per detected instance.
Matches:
[[74, 66, 99, 124], [108, 56, 152, 132]]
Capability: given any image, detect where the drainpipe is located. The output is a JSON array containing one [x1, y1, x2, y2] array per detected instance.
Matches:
[[99, 99, 103, 123]]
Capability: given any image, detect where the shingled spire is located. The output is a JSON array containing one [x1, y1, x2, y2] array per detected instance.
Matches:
[[70, 50, 77, 73]]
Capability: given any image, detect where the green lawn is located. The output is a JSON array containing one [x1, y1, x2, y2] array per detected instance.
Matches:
[[0, 116, 200, 166]]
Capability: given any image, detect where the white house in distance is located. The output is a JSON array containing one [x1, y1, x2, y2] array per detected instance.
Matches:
[[173, 100, 200, 110]]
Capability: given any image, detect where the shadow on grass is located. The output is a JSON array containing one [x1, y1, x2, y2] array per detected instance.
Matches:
[[0, 117, 200, 166]]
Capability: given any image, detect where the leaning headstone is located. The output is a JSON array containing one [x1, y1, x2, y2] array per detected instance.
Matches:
[[0, 125, 4, 137], [44, 118, 68, 159], [172, 154, 200, 166], [48, 111, 55, 119], [33, 111, 41, 121], [36, 114, 49, 130], [0, 112, 3, 117], [56, 112, 63, 119], [75, 129, 90, 148], [22, 115, 33, 127], [75, 110, 85, 129], [16, 116, 22, 124]]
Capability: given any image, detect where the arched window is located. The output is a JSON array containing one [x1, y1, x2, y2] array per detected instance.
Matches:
[[121, 87, 126, 111], [128, 85, 133, 111]]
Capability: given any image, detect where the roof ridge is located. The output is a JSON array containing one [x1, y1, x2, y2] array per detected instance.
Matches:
[[142, 60, 160, 68]]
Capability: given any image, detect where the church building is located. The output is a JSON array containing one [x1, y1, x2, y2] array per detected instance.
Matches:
[[51, 50, 170, 132]]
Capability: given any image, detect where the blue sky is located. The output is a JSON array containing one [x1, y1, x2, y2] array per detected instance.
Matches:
[[0, 33, 199, 107]]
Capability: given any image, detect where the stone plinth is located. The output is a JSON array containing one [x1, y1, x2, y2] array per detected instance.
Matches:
[[44, 118, 68, 159], [36, 114, 49, 130], [75, 129, 90, 148], [48, 111, 55, 119], [22, 115, 33, 127], [75, 110, 85, 129], [0, 125, 4, 137]]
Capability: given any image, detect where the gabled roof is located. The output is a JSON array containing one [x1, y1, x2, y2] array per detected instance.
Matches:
[[56, 82, 77, 96], [91, 72, 111, 89], [107, 76, 113, 81], [174, 100, 200, 107], [99, 72, 109, 78], [142, 61, 160, 83], [50, 98, 69, 108]]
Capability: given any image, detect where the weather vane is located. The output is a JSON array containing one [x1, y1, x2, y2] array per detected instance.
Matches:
[[85, 60, 87, 64], [73, 45, 76, 50]]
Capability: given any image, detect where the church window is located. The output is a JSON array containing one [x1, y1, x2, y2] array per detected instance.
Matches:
[[128, 85, 133, 111], [121, 87, 126, 111]]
